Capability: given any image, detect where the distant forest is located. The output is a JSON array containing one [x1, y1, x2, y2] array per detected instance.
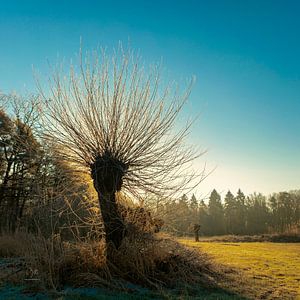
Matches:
[[158, 189, 300, 236]]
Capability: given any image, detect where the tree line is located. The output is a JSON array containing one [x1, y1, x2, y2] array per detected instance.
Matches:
[[1, 95, 299, 238], [159, 189, 300, 236]]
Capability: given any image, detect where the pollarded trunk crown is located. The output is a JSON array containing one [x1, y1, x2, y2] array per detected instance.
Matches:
[[90, 151, 128, 194], [41, 47, 202, 200]]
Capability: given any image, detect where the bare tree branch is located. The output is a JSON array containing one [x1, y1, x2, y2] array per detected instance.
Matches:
[[39, 46, 205, 199]]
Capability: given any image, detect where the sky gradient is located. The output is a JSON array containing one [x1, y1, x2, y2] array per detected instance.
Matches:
[[1, 0, 299, 199]]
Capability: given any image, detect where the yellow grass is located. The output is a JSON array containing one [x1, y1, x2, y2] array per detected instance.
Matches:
[[179, 239, 300, 299]]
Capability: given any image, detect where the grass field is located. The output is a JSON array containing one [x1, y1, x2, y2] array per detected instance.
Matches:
[[1, 235, 299, 299], [179, 239, 300, 299]]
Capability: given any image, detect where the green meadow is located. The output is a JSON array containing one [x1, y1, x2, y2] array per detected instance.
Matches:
[[180, 239, 300, 299]]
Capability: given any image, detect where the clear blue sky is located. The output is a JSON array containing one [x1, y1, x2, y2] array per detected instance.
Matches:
[[1, 0, 299, 198]]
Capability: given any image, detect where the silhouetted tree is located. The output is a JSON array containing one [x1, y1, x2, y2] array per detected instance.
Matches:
[[0, 96, 42, 232], [208, 189, 225, 235], [224, 190, 236, 234], [175, 194, 190, 235], [189, 193, 199, 224], [198, 199, 209, 235], [235, 189, 247, 234], [39, 47, 203, 249], [246, 193, 269, 234]]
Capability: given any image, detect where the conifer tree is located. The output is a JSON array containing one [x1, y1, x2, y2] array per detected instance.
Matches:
[[224, 190, 236, 234], [208, 189, 224, 235]]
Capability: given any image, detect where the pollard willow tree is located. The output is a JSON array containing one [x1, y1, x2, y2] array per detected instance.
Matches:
[[39, 47, 204, 249]]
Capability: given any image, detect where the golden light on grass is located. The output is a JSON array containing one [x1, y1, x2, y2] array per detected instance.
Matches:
[[179, 239, 300, 299]]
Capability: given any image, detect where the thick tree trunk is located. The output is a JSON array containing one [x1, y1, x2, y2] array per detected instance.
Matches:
[[97, 191, 125, 249], [91, 153, 128, 250]]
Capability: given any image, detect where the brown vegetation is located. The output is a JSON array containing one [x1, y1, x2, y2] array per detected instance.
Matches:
[[0, 231, 221, 294]]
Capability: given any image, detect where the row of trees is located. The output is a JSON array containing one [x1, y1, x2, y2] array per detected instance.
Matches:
[[2, 97, 299, 237], [160, 189, 300, 236], [0, 97, 42, 232], [0, 96, 95, 235], [2, 96, 299, 238]]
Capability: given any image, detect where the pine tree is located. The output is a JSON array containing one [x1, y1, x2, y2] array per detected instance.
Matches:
[[224, 190, 236, 234], [208, 189, 225, 235], [177, 194, 190, 235], [246, 193, 269, 234], [190, 194, 198, 211], [189, 194, 199, 224], [198, 199, 209, 235], [235, 189, 247, 234]]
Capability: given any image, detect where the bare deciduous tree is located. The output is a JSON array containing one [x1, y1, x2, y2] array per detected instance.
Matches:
[[0, 95, 43, 233], [38, 47, 204, 249]]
